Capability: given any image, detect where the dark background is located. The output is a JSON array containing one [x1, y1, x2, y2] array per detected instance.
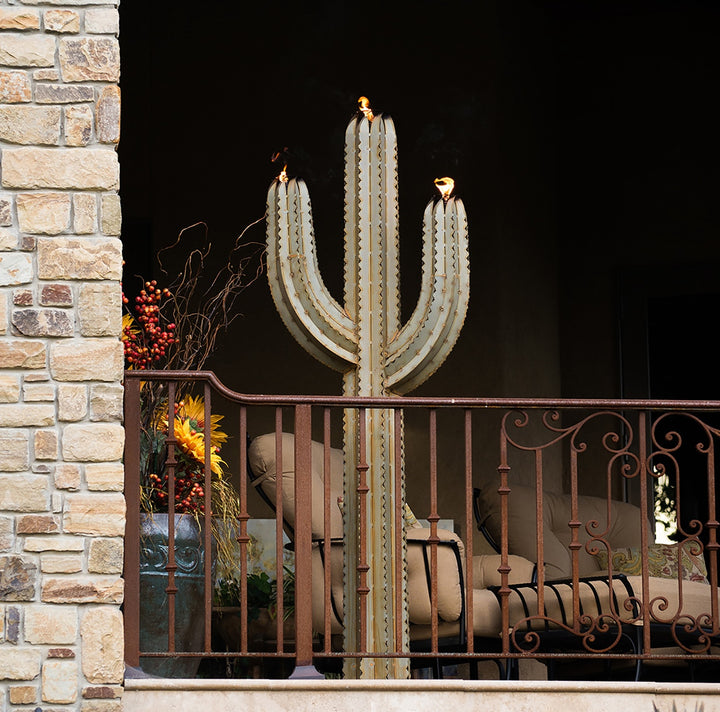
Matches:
[[118, 0, 719, 401]]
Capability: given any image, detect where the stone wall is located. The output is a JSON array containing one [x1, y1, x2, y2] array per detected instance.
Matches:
[[0, 3, 123, 711]]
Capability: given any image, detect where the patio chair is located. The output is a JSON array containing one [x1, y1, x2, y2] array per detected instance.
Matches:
[[247, 432, 535, 679]]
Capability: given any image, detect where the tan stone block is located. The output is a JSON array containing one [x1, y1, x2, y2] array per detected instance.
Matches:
[[0, 430, 29, 471], [16, 192, 71, 235], [59, 38, 119, 82], [73, 193, 97, 234], [88, 538, 122, 574], [78, 282, 121, 337], [63, 493, 125, 536], [81, 607, 123, 683], [0, 474, 49, 511], [0, 70, 31, 103], [0, 34, 55, 67], [50, 338, 123, 382], [45, 10, 79, 33], [54, 463, 81, 490], [0, 648, 42, 680], [84, 9, 119, 35], [82, 700, 123, 712], [24, 371, 49, 382], [0, 227, 16, 249], [100, 193, 121, 235], [17, 514, 59, 534], [37, 237, 122, 280], [0, 516, 13, 551], [0, 340, 46, 369], [62, 422, 124, 462], [25, 605, 77, 644], [0, 375, 20, 403], [23, 535, 84, 553], [89, 384, 123, 422], [2, 148, 118, 190], [0, 9, 40, 31], [34, 429, 58, 460], [22, 382, 55, 401], [8, 684, 37, 704], [33, 68, 59, 81], [0, 105, 61, 144], [96, 86, 120, 144], [85, 463, 123, 492], [0, 403, 55, 427], [65, 104, 93, 146], [57, 384, 87, 421], [41, 576, 123, 604], [0, 252, 32, 285], [42, 659, 78, 703], [41, 554, 82, 574]]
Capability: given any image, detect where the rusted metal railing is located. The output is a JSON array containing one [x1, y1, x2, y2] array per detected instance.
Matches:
[[124, 370, 720, 681]]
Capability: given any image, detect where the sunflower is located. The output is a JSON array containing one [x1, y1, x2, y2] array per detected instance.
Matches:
[[174, 416, 226, 477], [176, 395, 228, 449]]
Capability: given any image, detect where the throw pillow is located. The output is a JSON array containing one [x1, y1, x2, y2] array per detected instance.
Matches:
[[595, 541, 708, 584]]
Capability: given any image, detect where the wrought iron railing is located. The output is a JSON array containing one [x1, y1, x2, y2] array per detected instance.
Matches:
[[124, 370, 720, 680]]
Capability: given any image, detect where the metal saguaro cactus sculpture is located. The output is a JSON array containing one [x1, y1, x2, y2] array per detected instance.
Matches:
[[266, 99, 469, 678]]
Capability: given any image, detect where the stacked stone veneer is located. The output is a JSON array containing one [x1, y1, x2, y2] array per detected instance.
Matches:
[[0, 3, 124, 712]]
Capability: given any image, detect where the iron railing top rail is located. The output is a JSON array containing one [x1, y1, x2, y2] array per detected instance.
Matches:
[[124, 370, 720, 412]]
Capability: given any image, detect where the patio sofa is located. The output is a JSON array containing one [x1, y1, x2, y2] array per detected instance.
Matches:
[[473, 482, 720, 678], [247, 433, 719, 674]]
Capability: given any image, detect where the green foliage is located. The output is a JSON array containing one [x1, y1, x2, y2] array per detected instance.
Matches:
[[214, 566, 295, 623]]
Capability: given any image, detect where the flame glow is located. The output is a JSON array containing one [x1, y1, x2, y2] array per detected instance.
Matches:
[[433, 177, 454, 201], [278, 165, 288, 183], [358, 96, 374, 121]]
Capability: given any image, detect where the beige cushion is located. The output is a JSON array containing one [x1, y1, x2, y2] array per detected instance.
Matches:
[[473, 575, 720, 639], [476, 483, 652, 579], [472, 554, 536, 589], [312, 528, 466, 633], [406, 528, 465, 624], [248, 432, 344, 540], [625, 575, 720, 624]]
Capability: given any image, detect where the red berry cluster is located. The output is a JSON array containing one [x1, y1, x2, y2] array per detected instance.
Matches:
[[122, 280, 177, 369], [147, 470, 206, 514]]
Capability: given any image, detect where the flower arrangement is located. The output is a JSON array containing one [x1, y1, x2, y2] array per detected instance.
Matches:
[[122, 221, 264, 536], [141, 394, 227, 515]]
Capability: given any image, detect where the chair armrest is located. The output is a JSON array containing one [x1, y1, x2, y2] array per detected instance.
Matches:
[[472, 554, 536, 588], [407, 528, 465, 625]]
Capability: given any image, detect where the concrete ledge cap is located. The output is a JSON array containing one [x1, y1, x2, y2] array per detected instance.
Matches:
[[124, 678, 720, 695]]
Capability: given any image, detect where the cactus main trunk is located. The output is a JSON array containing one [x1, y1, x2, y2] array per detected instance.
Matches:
[[266, 107, 469, 679]]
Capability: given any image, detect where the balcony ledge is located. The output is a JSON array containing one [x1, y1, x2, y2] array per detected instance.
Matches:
[[124, 678, 720, 712]]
